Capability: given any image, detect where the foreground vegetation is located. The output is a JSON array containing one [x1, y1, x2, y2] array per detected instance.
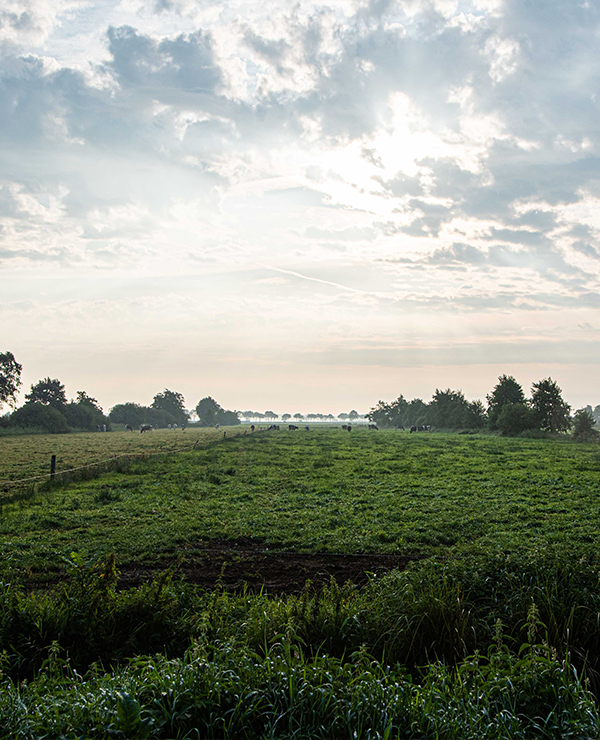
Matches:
[[1, 552, 600, 738], [2, 428, 600, 737]]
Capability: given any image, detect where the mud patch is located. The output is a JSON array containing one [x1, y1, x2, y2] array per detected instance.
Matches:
[[118, 540, 424, 593]]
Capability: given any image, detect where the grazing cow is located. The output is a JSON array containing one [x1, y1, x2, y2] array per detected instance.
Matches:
[[140, 424, 153, 433], [125, 424, 133, 432], [167, 424, 172, 430], [368, 424, 378, 430], [289, 424, 298, 430], [305, 425, 310, 431], [250, 425, 255, 432], [267, 424, 280, 431], [410, 426, 417, 433], [347, 424, 352, 432], [341, 424, 348, 430]]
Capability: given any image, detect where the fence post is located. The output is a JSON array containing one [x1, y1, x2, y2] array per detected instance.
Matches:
[[50, 455, 56, 480]]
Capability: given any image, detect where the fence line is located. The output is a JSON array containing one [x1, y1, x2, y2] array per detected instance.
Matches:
[[0, 428, 249, 505]]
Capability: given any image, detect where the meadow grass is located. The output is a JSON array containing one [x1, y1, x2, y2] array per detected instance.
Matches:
[[0, 428, 598, 578], [0, 426, 248, 482], [1, 428, 600, 737]]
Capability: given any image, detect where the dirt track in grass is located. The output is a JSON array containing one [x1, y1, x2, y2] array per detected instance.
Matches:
[[117, 540, 424, 593]]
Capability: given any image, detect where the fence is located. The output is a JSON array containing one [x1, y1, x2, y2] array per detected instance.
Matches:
[[0, 426, 263, 508], [0, 453, 159, 507]]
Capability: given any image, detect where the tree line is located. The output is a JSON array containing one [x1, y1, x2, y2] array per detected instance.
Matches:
[[0, 351, 597, 438], [0, 352, 241, 433], [369, 374, 598, 439]]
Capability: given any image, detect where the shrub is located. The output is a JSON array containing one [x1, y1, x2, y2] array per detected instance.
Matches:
[[572, 409, 598, 441], [63, 402, 106, 431], [8, 402, 69, 433], [496, 402, 538, 436]]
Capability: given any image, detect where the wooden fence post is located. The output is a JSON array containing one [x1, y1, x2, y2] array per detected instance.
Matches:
[[50, 455, 56, 480]]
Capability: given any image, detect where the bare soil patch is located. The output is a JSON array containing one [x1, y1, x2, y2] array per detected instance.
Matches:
[[118, 540, 424, 593]]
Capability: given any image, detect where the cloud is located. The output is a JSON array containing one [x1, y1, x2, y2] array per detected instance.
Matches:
[[1, 0, 600, 409], [105, 25, 222, 94]]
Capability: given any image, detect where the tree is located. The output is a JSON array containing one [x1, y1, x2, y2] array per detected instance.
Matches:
[[348, 410, 359, 420], [282, 413, 291, 421], [76, 391, 103, 413], [293, 413, 304, 420], [152, 389, 188, 426], [195, 397, 240, 427], [63, 403, 100, 431], [109, 402, 146, 427], [530, 378, 571, 433], [496, 403, 538, 437], [219, 410, 241, 426], [264, 410, 277, 420], [369, 396, 410, 428], [196, 397, 222, 427], [430, 389, 471, 429], [465, 399, 487, 429], [25, 377, 67, 409], [0, 351, 22, 410], [572, 409, 598, 441], [487, 375, 525, 429], [405, 399, 429, 427]]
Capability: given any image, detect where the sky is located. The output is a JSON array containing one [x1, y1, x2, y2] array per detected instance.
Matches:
[[1, 0, 599, 415]]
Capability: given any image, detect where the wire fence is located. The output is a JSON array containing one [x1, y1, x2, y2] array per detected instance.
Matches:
[[0, 428, 251, 507], [0, 453, 158, 506]]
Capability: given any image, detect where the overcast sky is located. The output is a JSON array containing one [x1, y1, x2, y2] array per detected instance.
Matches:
[[1, 0, 599, 414]]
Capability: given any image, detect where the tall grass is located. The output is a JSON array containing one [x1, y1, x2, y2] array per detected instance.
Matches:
[[0, 634, 596, 739]]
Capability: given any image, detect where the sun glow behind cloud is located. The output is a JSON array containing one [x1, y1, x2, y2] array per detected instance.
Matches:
[[1, 0, 599, 412]]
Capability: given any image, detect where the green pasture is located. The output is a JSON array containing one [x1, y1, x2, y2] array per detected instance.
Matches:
[[1, 428, 600, 738], [1, 428, 599, 578], [0, 425, 249, 482]]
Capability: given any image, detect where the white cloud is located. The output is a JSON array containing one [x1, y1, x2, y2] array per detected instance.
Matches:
[[2, 0, 600, 408]]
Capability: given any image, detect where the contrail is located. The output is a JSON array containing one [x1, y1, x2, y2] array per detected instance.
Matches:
[[265, 266, 373, 295]]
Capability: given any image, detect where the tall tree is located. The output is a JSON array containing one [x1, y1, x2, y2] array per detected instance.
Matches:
[[0, 351, 22, 410], [369, 396, 408, 428], [195, 396, 240, 427], [152, 389, 188, 426], [487, 375, 526, 429], [195, 397, 222, 427], [530, 377, 571, 433], [25, 377, 67, 409], [430, 389, 470, 429], [76, 390, 103, 413], [572, 408, 597, 440]]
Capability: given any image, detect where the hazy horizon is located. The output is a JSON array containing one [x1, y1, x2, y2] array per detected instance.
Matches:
[[2, 0, 599, 412]]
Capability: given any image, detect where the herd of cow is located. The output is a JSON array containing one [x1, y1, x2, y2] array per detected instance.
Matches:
[[127, 422, 431, 433]]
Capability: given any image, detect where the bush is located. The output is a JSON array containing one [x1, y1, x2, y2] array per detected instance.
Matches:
[[8, 402, 69, 433], [496, 402, 538, 436], [63, 402, 107, 431], [572, 409, 598, 441]]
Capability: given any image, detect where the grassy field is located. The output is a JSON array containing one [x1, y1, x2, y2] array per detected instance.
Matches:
[[0, 425, 249, 482], [1, 428, 600, 738], [1, 428, 599, 578]]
